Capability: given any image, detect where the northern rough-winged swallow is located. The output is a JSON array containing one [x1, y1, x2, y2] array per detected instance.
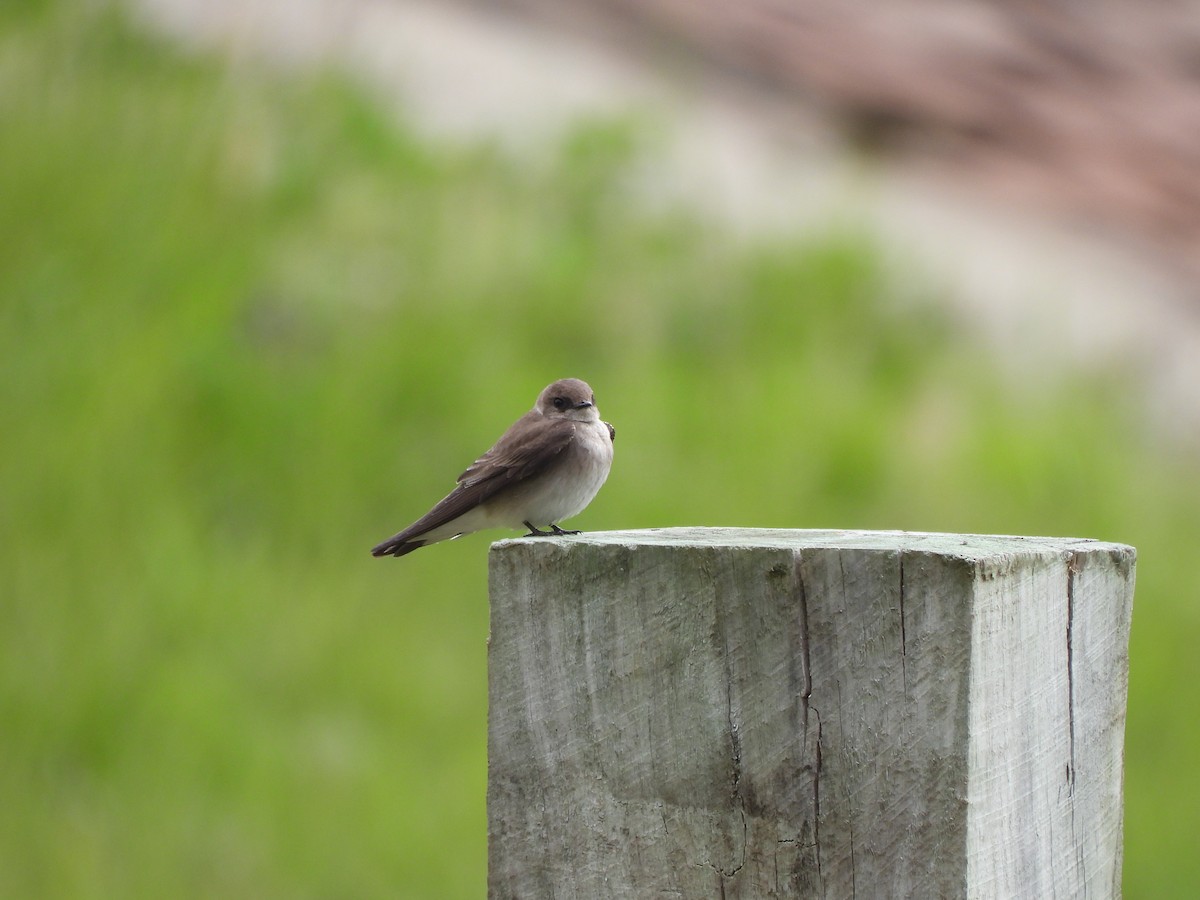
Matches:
[[371, 378, 615, 558]]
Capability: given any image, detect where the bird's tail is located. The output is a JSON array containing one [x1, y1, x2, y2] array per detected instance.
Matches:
[[370, 535, 426, 557]]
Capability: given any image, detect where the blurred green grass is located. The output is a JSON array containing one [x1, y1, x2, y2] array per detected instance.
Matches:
[[2, 2, 1198, 896]]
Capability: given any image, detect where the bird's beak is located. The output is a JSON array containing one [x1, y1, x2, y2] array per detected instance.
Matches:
[[574, 400, 594, 409]]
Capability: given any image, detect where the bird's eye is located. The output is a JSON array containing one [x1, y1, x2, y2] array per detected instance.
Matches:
[[552, 397, 568, 410]]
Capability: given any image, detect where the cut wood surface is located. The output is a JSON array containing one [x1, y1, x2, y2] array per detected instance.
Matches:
[[487, 528, 1134, 898]]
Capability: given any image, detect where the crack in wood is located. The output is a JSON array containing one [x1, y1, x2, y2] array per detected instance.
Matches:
[[796, 554, 813, 737], [1065, 551, 1080, 795], [812, 705, 824, 893], [1065, 551, 1087, 892], [898, 552, 909, 699], [794, 554, 826, 894], [710, 557, 748, 882]]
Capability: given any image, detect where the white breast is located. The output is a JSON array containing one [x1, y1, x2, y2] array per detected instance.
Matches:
[[556, 419, 615, 518]]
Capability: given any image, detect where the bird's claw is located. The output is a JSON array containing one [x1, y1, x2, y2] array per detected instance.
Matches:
[[522, 521, 582, 537]]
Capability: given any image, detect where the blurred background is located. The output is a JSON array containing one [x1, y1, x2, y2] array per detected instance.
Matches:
[[3, 0, 1199, 895]]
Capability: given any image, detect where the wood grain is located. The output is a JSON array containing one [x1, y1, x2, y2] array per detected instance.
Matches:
[[487, 528, 1134, 898]]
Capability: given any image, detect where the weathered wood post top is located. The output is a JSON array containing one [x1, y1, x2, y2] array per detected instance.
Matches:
[[487, 528, 1135, 899]]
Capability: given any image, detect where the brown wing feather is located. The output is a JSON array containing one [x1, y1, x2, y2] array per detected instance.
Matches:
[[370, 414, 576, 555], [458, 411, 576, 487]]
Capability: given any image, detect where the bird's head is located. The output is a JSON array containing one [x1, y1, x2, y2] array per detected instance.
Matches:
[[537, 378, 600, 422]]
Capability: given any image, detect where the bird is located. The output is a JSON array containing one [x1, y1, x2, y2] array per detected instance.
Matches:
[[371, 378, 615, 558]]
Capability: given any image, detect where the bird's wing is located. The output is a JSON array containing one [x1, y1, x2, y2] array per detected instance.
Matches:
[[457, 412, 576, 488], [386, 413, 577, 544]]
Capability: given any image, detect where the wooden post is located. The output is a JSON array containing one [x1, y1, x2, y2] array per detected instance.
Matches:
[[487, 529, 1135, 898]]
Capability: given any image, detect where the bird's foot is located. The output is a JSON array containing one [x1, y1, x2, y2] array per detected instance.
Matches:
[[522, 522, 582, 537]]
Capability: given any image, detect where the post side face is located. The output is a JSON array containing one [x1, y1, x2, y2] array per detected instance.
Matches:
[[487, 537, 981, 898], [798, 546, 975, 896], [1069, 547, 1135, 898], [488, 540, 816, 898], [965, 546, 1135, 898]]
